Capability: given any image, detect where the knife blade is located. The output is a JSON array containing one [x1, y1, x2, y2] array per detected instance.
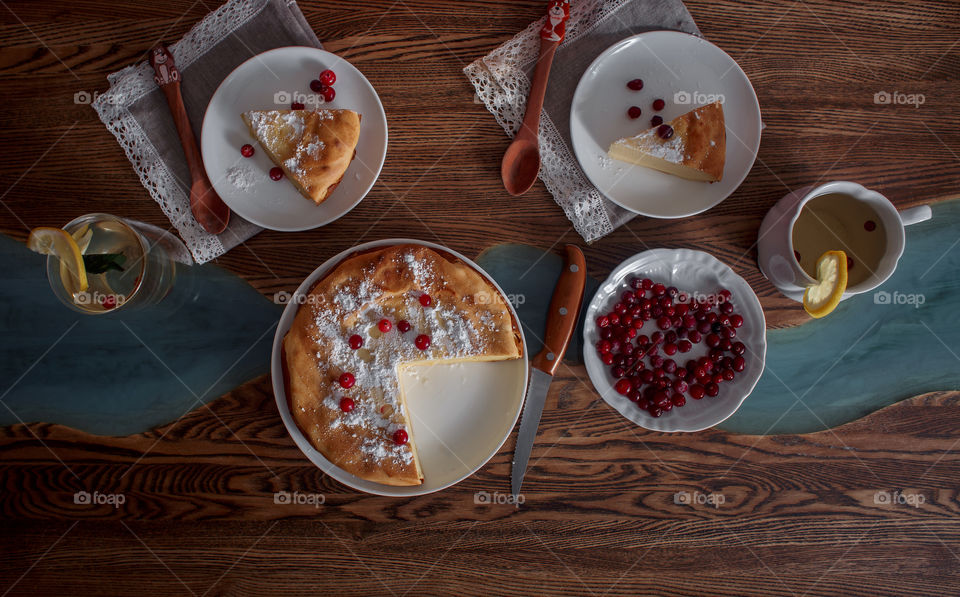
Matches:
[[511, 244, 586, 501]]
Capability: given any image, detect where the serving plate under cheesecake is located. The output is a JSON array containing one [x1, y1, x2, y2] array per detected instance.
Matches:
[[271, 239, 528, 496]]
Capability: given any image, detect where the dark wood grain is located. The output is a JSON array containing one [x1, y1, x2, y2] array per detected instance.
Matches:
[[2, 0, 960, 594]]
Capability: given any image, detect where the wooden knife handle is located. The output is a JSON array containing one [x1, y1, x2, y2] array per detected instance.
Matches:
[[149, 44, 204, 184], [531, 244, 587, 376]]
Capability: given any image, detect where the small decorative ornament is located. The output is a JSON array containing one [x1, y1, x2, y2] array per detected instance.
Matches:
[[539, 0, 570, 42]]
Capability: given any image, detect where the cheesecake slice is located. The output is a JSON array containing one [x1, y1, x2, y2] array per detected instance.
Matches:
[[608, 101, 725, 182], [241, 109, 361, 204]]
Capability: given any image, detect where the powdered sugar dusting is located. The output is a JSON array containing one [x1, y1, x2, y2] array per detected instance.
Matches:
[[226, 163, 257, 191], [307, 249, 504, 468]]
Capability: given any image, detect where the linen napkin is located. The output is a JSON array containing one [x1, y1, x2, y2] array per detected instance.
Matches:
[[93, 0, 321, 263], [464, 0, 702, 243]]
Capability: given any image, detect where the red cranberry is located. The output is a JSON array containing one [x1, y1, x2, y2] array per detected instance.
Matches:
[[652, 98, 665, 111], [673, 380, 688, 394], [678, 340, 692, 353], [650, 115, 663, 127], [615, 379, 631, 395], [656, 316, 672, 330], [240, 144, 254, 157], [663, 343, 678, 355], [349, 334, 363, 349], [378, 319, 392, 333], [269, 167, 284, 181], [663, 359, 677, 374], [641, 278, 653, 290], [319, 69, 336, 86], [596, 315, 610, 328], [632, 318, 645, 330], [732, 341, 746, 355], [864, 220, 876, 231], [415, 334, 431, 350], [733, 356, 746, 372], [627, 106, 642, 119], [671, 393, 686, 407], [630, 277, 643, 290], [393, 429, 408, 445], [705, 383, 720, 397], [627, 390, 642, 403], [652, 283, 666, 296], [730, 314, 744, 328], [602, 353, 614, 365], [689, 384, 705, 399], [339, 397, 355, 412], [394, 320, 409, 333], [626, 78, 644, 90], [338, 372, 355, 389], [600, 328, 614, 340], [705, 334, 720, 348], [640, 370, 655, 384], [721, 302, 735, 315], [648, 406, 663, 417], [310, 79, 326, 93], [656, 124, 674, 140], [322, 86, 336, 102], [712, 373, 725, 385], [419, 293, 432, 307]]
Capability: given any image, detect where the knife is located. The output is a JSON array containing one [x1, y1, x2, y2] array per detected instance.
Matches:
[[511, 244, 586, 501]]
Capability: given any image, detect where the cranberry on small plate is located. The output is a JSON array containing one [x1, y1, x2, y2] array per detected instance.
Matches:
[[570, 31, 762, 219], [271, 239, 528, 496], [201, 46, 388, 232], [584, 249, 766, 432]]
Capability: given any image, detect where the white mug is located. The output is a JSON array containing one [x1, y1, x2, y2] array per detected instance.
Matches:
[[757, 181, 932, 302]]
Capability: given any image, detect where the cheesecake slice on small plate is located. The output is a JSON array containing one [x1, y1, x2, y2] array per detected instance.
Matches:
[[608, 101, 725, 183]]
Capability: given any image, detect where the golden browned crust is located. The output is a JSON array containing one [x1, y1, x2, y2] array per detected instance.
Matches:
[[282, 244, 523, 486], [241, 109, 361, 204], [608, 101, 726, 182]]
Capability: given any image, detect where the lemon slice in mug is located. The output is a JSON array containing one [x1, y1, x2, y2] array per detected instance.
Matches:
[[27, 227, 89, 293], [803, 250, 848, 318]]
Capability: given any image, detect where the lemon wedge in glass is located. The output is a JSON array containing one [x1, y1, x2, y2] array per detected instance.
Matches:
[[27, 227, 89, 293], [803, 250, 847, 318]]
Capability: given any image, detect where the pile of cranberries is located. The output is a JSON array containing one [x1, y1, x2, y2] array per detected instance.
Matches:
[[335, 292, 436, 445], [624, 78, 670, 130], [594, 278, 747, 418]]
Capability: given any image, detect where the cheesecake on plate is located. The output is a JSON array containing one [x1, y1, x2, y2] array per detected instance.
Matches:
[[608, 101, 726, 182]]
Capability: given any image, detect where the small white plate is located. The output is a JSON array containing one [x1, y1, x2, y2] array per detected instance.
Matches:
[[201, 46, 387, 231], [570, 31, 762, 218], [583, 249, 766, 432], [271, 239, 528, 496]]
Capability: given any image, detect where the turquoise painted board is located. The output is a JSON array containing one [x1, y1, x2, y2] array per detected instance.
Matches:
[[0, 234, 281, 436]]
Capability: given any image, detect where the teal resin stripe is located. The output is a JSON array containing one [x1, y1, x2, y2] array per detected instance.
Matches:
[[0, 234, 280, 436], [477, 199, 960, 435]]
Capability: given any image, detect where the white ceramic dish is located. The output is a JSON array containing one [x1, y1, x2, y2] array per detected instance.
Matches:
[[570, 31, 762, 218], [271, 239, 528, 496], [201, 46, 387, 232], [583, 249, 766, 432]]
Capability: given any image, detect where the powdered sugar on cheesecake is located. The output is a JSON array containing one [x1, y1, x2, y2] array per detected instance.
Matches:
[[308, 249, 502, 467]]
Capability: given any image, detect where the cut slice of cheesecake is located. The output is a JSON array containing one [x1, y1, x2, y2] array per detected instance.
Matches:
[[241, 109, 361, 204], [608, 101, 726, 182]]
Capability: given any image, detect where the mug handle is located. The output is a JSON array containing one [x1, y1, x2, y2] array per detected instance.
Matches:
[[899, 205, 932, 226]]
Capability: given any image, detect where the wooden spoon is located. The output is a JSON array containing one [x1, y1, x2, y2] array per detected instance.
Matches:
[[149, 44, 230, 234], [500, 0, 571, 196]]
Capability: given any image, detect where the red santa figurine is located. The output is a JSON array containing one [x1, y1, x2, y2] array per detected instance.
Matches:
[[540, 0, 571, 43]]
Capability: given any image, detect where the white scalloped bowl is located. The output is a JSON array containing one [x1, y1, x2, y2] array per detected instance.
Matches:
[[583, 249, 766, 432]]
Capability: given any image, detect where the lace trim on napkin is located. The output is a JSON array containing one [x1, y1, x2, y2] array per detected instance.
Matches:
[[464, 0, 642, 243], [92, 0, 268, 263]]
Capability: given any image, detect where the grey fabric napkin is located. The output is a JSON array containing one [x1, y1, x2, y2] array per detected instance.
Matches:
[[465, 0, 701, 243], [93, 0, 321, 263]]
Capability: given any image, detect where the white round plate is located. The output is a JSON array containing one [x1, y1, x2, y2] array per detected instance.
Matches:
[[271, 239, 528, 496], [570, 31, 762, 218], [583, 249, 766, 432], [201, 46, 387, 231]]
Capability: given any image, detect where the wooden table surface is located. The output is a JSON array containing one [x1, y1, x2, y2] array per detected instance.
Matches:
[[2, 0, 960, 594]]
